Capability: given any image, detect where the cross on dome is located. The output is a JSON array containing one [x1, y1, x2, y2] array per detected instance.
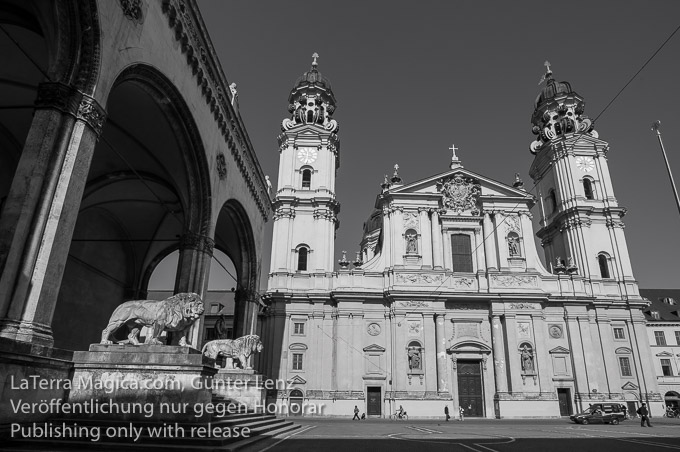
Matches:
[[312, 52, 319, 68], [538, 60, 553, 85]]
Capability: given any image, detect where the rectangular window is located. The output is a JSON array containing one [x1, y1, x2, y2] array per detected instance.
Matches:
[[655, 331, 667, 346], [613, 327, 625, 340], [618, 357, 632, 377], [451, 234, 473, 273], [661, 359, 673, 377], [292, 353, 303, 371], [205, 328, 217, 341], [675, 331, 680, 346], [294, 322, 305, 335]]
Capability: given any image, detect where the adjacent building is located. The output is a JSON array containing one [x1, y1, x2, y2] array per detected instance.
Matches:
[[639, 289, 680, 411], [261, 59, 661, 418]]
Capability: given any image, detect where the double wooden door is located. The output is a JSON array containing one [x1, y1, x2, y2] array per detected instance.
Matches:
[[457, 360, 484, 417]]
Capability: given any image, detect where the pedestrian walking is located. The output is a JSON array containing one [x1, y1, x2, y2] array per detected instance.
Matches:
[[353, 405, 360, 420], [459, 406, 465, 421], [445, 405, 450, 421], [637, 402, 653, 427]]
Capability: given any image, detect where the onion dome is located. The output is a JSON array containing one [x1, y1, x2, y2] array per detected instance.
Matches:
[[282, 53, 338, 132], [530, 61, 594, 154]]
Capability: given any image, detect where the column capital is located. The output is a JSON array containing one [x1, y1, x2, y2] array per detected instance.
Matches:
[[179, 232, 215, 255], [35, 82, 107, 136]]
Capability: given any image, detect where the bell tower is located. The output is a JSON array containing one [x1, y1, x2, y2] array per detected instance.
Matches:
[[269, 53, 340, 275], [528, 63, 636, 290]]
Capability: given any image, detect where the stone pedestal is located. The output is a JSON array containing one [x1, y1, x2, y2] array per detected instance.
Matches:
[[211, 369, 266, 412], [69, 344, 217, 422]]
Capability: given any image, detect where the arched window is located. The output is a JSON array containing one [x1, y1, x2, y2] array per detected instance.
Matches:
[[583, 178, 594, 200], [451, 234, 473, 272], [597, 253, 610, 278], [301, 169, 311, 189], [297, 247, 308, 271], [548, 189, 558, 213]]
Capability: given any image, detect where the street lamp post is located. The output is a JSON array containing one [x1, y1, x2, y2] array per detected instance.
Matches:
[[652, 120, 680, 217]]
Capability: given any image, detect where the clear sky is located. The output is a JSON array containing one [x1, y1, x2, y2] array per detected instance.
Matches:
[[196, 0, 680, 289]]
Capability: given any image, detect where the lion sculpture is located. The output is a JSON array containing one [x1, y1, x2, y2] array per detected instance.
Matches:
[[100, 293, 204, 346], [202, 335, 263, 370]]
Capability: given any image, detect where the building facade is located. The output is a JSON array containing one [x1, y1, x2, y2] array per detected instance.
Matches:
[[639, 289, 680, 411], [262, 61, 661, 418], [0, 0, 270, 425]]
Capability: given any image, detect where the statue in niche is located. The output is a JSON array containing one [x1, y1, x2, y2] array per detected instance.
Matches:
[[408, 346, 422, 370], [520, 345, 535, 373], [507, 233, 521, 257], [405, 232, 418, 254]]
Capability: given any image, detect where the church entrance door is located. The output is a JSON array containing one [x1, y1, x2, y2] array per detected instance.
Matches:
[[557, 388, 572, 416], [457, 360, 484, 417], [367, 387, 381, 416], [289, 390, 303, 416]]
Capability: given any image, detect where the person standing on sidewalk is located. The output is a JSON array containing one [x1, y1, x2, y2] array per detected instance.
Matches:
[[637, 402, 653, 427], [445, 405, 450, 421], [353, 405, 360, 420], [459, 406, 465, 421]]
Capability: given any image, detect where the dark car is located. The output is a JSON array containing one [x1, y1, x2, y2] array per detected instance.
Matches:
[[570, 404, 626, 425]]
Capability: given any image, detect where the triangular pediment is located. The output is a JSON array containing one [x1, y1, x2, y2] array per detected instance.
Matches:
[[549, 346, 570, 354], [656, 351, 674, 357], [363, 344, 386, 352], [287, 375, 307, 385], [386, 168, 533, 201], [621, 382, 639, 390]]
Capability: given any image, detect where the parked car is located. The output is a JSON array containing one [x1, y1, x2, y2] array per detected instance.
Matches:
[[570, 404, 626, 425]]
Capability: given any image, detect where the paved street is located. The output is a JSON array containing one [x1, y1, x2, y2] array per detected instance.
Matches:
[[246, 417, 680, 452]]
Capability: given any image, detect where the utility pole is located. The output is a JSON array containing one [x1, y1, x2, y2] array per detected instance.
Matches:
[[652, 120, 680, 217]]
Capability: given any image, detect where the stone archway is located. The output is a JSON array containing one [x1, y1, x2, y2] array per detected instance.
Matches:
[[214, 199, 259, 339], [52, 64, 212, 350]]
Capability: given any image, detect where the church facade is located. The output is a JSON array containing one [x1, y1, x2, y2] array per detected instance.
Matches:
[[261, 58, 661, 418]]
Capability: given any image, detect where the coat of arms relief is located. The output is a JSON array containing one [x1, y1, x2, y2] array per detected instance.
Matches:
[[436, 174, 481, 215]]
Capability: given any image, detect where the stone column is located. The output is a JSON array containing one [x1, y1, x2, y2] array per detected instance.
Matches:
[[0, 82, 106, 346], [419, 208, 432, 268], [382, 207, 392, 265], [430, 209, 443, 269], [630, 317, 658, 402], [474, 227, 485, 273], [450, 355, 459, 410], [483, 213, 498, 270], [392, 208, 404, 265], [504, 314, 522, 392], [435, 313, 449, 394], [176, 232, 214, 345], [532, 315, 553, 393], [491, 314, 508, 393], [564, 313, 589, 407]]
